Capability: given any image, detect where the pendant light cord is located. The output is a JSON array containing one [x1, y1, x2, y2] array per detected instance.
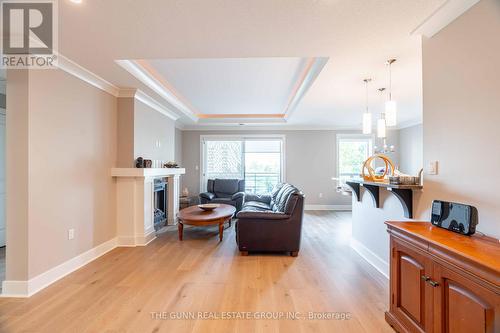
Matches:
[[389, 63, 392, 101], [365, 80, 369, 113]]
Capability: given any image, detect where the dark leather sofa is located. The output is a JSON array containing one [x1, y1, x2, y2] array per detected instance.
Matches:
[[199, 179, 246, 213], [235, 183, 304, 256]]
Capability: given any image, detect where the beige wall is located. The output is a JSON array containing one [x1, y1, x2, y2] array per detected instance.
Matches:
[[5, 70, 30, 280], [417, 0, 500, 237], [6, 69, 118, 280], [134, 100, 176, 162], [398, 124, 423, 175], [181, 129, 399, 206], [116, 98, 135, 168], [175, 128, 183, 165]]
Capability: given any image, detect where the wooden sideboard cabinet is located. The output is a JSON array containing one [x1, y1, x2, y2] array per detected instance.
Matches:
[[385, 221, 500, 333]]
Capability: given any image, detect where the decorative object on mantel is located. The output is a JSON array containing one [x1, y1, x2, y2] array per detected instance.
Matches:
[[164, 161, 179, 168], [135, 157, 144, 168], [362, 153, 395, 182], [384, 58, 397, 127], [182, 187, 189, 197], [144, 159, 152, 168], [362, 78, 372, 134]]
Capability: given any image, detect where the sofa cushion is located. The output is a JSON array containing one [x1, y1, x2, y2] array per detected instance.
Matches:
[[211, 198, 235, 204], [243, 201, 272, 210], [272, 183, 290, 211], [271, 183, 284, 201], [275, 185, 298, 212], [239, 205, 272, 213], [213, 179, 240, 198]]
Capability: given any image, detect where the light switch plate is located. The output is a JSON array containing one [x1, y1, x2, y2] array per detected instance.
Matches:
[[427, 161, 438, 175], [68, 229, 75, 240]]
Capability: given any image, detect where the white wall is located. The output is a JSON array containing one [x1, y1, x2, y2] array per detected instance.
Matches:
[[398, 124, 423, 175], [181, 129, 399, 206], [134, 99, 176, 162], [350, 0, 500, 277], [5, 69, 118, 280], [416, 0, 500, 238]]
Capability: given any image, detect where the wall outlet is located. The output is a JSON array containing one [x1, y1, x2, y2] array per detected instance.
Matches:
[[319, 193, 323, 198], [195, 165, 199, 171], [68, 229, 75, 240], [427, 161, 438, 175]]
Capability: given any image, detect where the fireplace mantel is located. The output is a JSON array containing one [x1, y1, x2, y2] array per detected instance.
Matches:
[[112, 168, 185, 246], [111, 167, 186, 178]]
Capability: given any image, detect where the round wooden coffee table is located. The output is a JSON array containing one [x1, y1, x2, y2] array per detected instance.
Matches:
[[177, 204, 236, 241]]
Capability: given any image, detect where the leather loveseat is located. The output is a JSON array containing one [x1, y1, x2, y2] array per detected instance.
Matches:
[[235, 183, 304, 256], [199, 179, 246, 213]]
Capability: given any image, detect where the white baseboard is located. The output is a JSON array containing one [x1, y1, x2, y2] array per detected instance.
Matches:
[[1, 237, 118, 298], [1, 281, 29, 298], [304, 204, 352, 211], [350, 238, 389, 279], [117, 231, 156, 247]]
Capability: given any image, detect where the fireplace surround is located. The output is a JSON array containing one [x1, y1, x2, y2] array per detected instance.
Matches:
[[111, 168, 185, 246]]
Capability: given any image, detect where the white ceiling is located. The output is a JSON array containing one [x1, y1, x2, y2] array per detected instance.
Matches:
[[146, 57, 309, 116], [53, 0, 446, 129]]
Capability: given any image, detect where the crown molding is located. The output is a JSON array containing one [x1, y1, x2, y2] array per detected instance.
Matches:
[[197, 117, 287, 125], [52, 53, 182, 122], [411, 0, 480, 38], [117, 88, 137, 98], [283, 57, 329, 119], [57, 54, 120, 97], [180, 124, 362, 131], [115, 59, 198, 122], [116, 88, 180, 121], [135, 90, 180, 121]]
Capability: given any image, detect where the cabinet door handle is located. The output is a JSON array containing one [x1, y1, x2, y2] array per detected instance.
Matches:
[[421, 275, 430, 282], [428, 280, 439, 287]]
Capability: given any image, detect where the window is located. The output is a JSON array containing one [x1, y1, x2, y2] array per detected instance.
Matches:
[[337, 134, 373, 183], [201, 136, 284, 193]]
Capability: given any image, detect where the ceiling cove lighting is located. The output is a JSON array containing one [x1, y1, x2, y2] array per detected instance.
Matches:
[[362, 78, 372, 134], [70, 0, 82, 4], [385, 59, 397, 127]]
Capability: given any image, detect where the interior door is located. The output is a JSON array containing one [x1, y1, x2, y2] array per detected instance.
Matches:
[[391, 239, 433, 332], [433, 263, 499, 333], [0, 110, 5, 247]]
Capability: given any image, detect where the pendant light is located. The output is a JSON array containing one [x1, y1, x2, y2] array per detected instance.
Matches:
[[377, 88, 387, 138], [362, 78, 372, 134], [377, 114, 386, 138], [385, 59, 397, 127]]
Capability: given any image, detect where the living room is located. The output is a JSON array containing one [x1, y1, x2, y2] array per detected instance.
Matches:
[[0, 0, 498, 332]]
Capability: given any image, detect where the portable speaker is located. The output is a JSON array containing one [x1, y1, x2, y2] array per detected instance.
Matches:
[[431, 200, 478, 235]]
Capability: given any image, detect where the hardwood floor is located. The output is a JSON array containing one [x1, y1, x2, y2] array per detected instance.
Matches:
[[0, 211, 392, 333]]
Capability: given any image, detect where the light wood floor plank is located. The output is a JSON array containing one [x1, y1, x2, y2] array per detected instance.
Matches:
[[0, 211, 392, 333]]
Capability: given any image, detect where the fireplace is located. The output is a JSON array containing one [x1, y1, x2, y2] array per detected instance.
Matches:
[[154, 179, 167, 230], [112, 167, 185, 246]]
